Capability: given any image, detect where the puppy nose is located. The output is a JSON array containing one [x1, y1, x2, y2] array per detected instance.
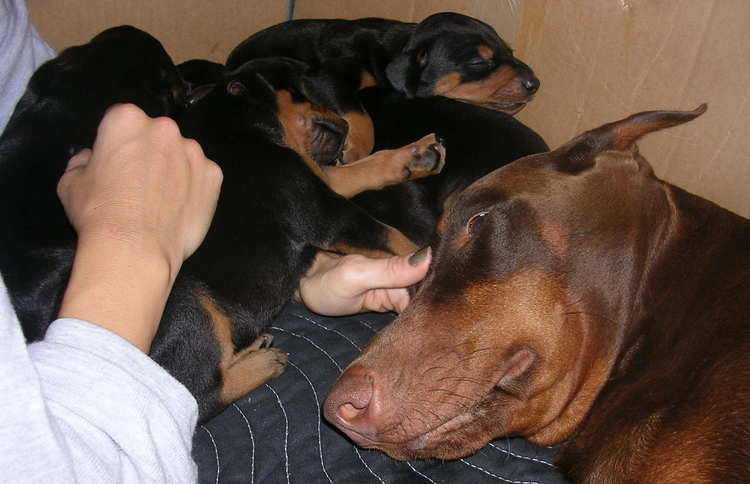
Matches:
[[324, 369, 386, 440], [522, 76, 540, 95]]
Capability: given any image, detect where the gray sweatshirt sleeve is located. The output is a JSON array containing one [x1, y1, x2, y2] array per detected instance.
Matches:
[[0, 0, 56, 131], [0, 278, 199, 484]]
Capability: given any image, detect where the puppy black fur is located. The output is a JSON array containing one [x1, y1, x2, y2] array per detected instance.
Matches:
[[0, 26, 186, 340]]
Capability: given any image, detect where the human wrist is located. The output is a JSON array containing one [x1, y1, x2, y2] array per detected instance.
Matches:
[[58, 232, 178, 352]]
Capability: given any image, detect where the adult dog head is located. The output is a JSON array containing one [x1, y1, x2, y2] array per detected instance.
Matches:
[[322, 104, 750, 483]]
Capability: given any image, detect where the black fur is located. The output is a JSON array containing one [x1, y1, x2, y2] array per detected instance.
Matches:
[[0, 26, 186, 340]]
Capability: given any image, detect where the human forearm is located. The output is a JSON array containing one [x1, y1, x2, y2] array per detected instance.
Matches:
[[58, 233, 175, 353], [55, 105, 221, 352]]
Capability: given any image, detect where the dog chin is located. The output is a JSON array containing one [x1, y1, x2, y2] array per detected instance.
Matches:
[[379, 434, 490, 462], [483, 100, 528, 115], [374, 413, 493, 461]]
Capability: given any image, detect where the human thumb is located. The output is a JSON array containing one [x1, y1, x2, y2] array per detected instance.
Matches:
[[360, 246, 431, 291]]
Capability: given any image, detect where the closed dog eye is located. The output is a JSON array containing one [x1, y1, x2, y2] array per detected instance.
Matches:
[[466, 210, 489, 237]]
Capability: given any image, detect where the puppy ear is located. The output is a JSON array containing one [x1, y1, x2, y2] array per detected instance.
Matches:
[[385, 47, 431, 99], [385, 52, 415, 97]]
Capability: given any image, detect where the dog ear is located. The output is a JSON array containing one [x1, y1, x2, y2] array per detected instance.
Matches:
[[386, 44, 432, 98], [600, 103, 707, 150], [385, 52, 416, 97], [555, 104, 707, 173]]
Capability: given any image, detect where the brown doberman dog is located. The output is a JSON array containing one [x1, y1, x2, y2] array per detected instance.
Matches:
[[324, 104, 750, 482]]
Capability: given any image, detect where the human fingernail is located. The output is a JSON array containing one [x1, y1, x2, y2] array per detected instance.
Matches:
[[409, 246, 431, 266]]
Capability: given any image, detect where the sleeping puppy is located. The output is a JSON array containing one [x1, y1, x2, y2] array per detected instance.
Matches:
[[179, 57, 447, 199], [0, 25, 187, 338], [159, 56, 426, 420], [226, 12, 538, 162], [0, 26, 419, 422]]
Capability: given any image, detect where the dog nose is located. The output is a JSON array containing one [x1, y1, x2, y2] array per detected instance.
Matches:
[[522, 75, 540, 95], [324, 369, 386, 441]]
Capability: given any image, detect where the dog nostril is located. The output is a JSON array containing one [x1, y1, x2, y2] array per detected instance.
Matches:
[[338, 401, 367, 422], [326, 371, 380, 429], [523, 77, 540, 94]]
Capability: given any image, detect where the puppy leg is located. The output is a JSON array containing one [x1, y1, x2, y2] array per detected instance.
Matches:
[[219, 334, 288, 404], [201, 296, 288, 404], [341, 111, 375, 163], [324, 133, 446, 198]]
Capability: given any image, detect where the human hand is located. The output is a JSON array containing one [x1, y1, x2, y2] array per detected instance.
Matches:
[[298, 247, 431, 316], [56, 104, 222, 352], [57, 103, 223, 277]]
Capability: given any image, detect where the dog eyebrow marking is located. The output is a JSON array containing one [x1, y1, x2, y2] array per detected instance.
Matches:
[[539, 220, 567, 259], [477, 45, 493, 60]]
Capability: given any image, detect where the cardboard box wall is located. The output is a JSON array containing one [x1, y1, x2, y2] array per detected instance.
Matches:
[[28, 0, 750, 218]]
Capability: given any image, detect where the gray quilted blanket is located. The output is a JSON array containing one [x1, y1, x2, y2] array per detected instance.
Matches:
[[192, 302, 568, 484]]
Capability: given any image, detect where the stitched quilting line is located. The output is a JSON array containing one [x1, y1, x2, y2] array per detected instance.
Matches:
[[200, 425, 220, 484], [352, 316, 378, 333], [353, 448, 386, 484], [270, 326, 343, 371], [488, 442, 556, 468], [269, 325, 385, 483], [287, 360, 333, 483], [232, 403, 256, 484], [265, 384, 291, 484], [406, 462, 437, 483], [291, 312, 363, 351], [460, 458, 545, 484]]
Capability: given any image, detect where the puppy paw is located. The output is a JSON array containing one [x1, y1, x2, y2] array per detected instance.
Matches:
[[398, 133, 446, 180], [240, 333, 287, 379], [250, 347, 288, 380], [247, 333, 274, 351], [220, 345, 288, 403]]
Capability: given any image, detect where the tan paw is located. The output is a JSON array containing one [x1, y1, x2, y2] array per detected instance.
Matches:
[[247, 333, 274, 351], [397, 133, 446, 180]]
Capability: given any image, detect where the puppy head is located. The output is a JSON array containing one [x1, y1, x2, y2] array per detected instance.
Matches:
[[201, 57, 349, 166], [19, 25, 185, 147], [386, 13, 539, 114]]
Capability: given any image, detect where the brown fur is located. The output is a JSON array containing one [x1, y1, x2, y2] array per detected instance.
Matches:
[[325, 105, 750, 482]]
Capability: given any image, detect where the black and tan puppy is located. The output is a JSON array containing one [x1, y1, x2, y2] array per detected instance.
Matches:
[[156, 56, 438, 420], [227, 12, 538, 162], [178, 57, 446, 199], [0, 25, 187, 338], [0, 27, 431, 422]]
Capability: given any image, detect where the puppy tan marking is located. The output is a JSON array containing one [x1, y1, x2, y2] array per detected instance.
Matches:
[[324, 133, 446, 198], [200, 296, 288, 404], [433, 65, 531, 115]]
